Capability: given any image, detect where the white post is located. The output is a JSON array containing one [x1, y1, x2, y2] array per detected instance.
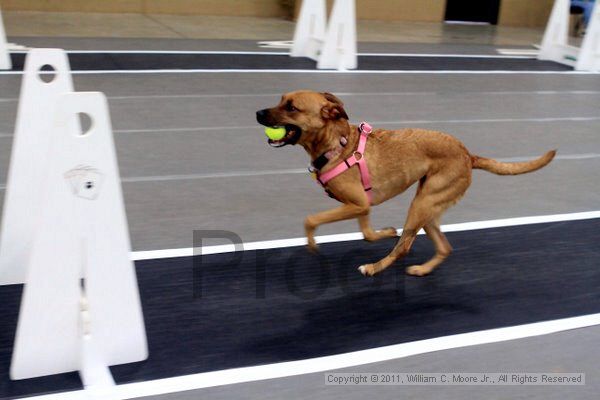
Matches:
[[0, 49, 75, 285], [538, 0, 579, 66], [291, 0, 327, 61], [576, 1, 600, 71], [0, 7, 11, 70], [10, 91, 148, 388], [317, 0, 357, 70]]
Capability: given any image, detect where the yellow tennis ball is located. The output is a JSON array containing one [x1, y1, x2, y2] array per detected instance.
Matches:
[[264, 126, 286, 141]]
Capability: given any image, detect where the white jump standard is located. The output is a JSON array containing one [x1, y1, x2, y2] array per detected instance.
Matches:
[[0, 49, 148, 393], [291, 0, 327, 62], [0, 49, 75, 284], [538, 0, 600, 71], [291, 0, 357, 70], [0, 7, 11, 70]]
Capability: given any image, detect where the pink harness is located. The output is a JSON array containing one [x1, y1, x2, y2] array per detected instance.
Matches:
[[316, 122, 373, 204]]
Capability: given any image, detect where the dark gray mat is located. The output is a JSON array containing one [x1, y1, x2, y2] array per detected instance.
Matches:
[[0, 218, 598, 398], [7, 52, 570, 72]]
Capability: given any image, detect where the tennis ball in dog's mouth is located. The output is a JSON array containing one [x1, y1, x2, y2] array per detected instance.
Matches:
[[264, 126, 286, 141]]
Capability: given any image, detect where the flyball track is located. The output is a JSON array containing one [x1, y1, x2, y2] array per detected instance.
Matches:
[[1, 218, 599, 398], [6, 52, 572, 72]]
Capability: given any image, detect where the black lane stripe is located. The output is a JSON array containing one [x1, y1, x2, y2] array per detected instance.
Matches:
[[1, 218, 599, 398], [7, 53, 571, 71]]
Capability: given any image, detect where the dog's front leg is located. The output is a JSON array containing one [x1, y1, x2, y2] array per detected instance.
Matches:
[[305, 203, 369, 252], [358, 215, 398, 242]]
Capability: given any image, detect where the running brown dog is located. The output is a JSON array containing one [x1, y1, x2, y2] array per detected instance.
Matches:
[[256, 91, 556, 277]]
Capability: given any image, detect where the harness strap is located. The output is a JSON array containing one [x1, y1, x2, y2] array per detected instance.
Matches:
[[317, 122, 373, 204]]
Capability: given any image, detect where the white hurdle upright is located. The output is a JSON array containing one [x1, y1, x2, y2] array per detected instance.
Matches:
[[317, 0, 357, 70], [538, 0, 600, 71], [1, 49, 148, 393], [577, 1, 600, 70], [291, 0, 327, 61], [0, 49, 73, 284], [0, 7, 11, 70], [291, 0, 357, 70]]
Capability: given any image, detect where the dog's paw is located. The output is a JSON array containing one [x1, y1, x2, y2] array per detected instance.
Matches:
[[406, 265, 433, 277], [380, 227, 398, 237], [358, 264, 376, 276], [306, 242, 319, 254]]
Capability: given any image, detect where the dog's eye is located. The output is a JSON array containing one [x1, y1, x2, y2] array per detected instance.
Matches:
[[286, 102, 298, 112]]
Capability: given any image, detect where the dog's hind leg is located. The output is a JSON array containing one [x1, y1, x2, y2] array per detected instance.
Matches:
[[358, 214, 397, 242], [359, 165, 470, 277], [357, 201, 426, 276], [406, 219, 452, 276]]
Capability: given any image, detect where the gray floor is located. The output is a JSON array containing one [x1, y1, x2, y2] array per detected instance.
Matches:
[[0, 41, 599, 399], [143, 325, 600, 400], [1, 71, 599, 249], [10, 36, 534, 54]]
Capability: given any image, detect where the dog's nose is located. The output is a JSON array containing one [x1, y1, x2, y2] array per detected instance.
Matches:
[[256, 109, 269, 124]]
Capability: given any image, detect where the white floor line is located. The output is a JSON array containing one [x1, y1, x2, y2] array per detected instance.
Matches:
[[2, 115, 597, 139], [24, 313, 600, 400], [120, 168, 308, 183], [360, 52, 535, 59], [85, 89, 600, 100], [7, 50, 291, 55], [1, 69, 598, 75], [131, 210, 600, 260], [499, 153, 600, 162], [2, 89, 600, 103], [77, 116, 600, 133], [115, 125, 253, 134], [370, 116, 600, 125], [110, 153, 600, 184], [0, 152, 597, 190], [8, 49, 536, 59], [497, 48, 540, 56]]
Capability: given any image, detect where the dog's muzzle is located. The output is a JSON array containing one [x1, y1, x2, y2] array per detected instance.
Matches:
[[256, 109, 302, 148]]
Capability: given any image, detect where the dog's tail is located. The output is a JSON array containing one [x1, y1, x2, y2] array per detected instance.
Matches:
[[471, 150, 556, 175]]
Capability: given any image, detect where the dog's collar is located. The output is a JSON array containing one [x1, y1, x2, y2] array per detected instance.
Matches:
[[310, 136, 348, 172]]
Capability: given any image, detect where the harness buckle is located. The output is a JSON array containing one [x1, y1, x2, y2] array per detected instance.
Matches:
[[359, 122, 373, 135]]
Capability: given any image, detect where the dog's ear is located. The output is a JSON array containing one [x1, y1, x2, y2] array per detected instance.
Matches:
[[321, 92, 349, 120], [323, 92, 344, 105]]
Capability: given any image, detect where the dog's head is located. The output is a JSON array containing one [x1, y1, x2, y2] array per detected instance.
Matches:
[[256, 91, 349, 148]]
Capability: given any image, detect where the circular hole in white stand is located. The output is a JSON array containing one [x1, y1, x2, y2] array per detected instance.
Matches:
[[78, 113, 93, 136], [38, 64, 57, 83]]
